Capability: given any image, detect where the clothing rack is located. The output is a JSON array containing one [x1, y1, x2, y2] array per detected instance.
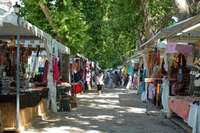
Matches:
[[145, 78, 162, 115]]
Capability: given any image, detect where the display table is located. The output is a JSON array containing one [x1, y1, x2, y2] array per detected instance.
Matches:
[[169, 96, 190, 121], [168, 96, 200, 121], [168, 96, 200, 133], [0, 87, 48, 131]]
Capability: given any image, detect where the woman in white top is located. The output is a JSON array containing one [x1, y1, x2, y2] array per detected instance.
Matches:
[[96, 71, 104, 95]]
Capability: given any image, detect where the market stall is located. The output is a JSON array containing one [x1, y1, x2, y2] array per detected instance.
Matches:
[[70, 54, 93, 94], [0, 8, 70, 131], [167, 36, 200, 133], [137, 11, 200, 133], [163, 43, 200, 133], [139, 44, 167, 107]]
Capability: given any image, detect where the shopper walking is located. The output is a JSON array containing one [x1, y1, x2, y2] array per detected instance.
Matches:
[[126, 63, 134, 92], [96, 71, 104, 95]]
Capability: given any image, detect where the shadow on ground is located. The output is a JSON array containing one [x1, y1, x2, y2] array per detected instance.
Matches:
[[23, 88, 186, 133]]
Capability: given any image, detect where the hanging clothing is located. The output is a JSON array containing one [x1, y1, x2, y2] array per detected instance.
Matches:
[[148, 83, 156, 100], [132, 73, 138, 89], [161, 78, 170, 113], [42, 60, 48, 86], [187, 104, 200, 133], [141, 69, 147, 101], [96, 73, 104, 85], [128, 64, 133, 75], [52, 56, 60, 83], [126, 75, 132, 90]]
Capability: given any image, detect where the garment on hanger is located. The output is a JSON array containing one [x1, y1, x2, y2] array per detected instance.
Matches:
[[42, 60, 48, 86], [148, 83, 155, 100], [53, 56, 60, 83]]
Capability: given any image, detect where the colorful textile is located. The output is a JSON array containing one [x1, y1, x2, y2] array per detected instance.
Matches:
[[128, 64, 133, 75], [187, 104, 200, 133], [139, 81, 145, 93], [161, 78, 170, 113], [168, 98, 190, 121], [166, 43, 193, 55], [72, 83, 82, 94], [42, 60, 48, 86], [53, 56, 60, 82], [132, 74, 138, 89], [148, 83, 156, 100]]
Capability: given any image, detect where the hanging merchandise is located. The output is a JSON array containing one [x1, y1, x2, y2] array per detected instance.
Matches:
[[42, 60, 48, 86], [161, 58, 167, 76], [177, 68, 183, 82], [189, 48, 200, 95], [148, 83, 156, 101], [161, 77, 170, 113], [53, 56, 60, 83], [147, 51, 154, 76], [166, 43, 193, 55]]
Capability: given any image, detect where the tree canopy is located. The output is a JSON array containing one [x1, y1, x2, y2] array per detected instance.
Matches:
[[21, 0, 198, 69]]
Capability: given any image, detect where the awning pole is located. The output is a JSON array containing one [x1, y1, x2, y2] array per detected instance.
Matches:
[[16, 15, 20, 130]]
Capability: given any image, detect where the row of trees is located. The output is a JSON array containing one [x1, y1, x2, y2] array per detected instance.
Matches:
[[21, 0, 200, 69]]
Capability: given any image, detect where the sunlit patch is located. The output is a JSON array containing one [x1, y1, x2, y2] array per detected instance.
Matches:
[[118, 110, 126, 113], [88, 103, 121, 110], [85, 130, 104, 133], [125, 107, 146, 114], [79, 115, 114, 120], [64, 116, 78, 121], [44, 118, 61, 122], [89, 125, 99, 128], [43, 126, 85, 133]]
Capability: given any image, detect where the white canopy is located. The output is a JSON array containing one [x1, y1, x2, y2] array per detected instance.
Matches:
[[140, 14, 200, 48], [0, 8, 70, 54], [0, 9, 51, 41], [53, 39, 70, 54]]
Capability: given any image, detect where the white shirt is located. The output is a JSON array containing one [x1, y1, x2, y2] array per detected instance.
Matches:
[[96, 74, 104, 85]]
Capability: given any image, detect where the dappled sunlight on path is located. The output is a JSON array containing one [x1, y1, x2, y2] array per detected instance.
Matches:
[[22, 88, 185, 133]]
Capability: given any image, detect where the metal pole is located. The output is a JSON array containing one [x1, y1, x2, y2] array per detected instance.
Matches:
[[16, 15, 20, 130]]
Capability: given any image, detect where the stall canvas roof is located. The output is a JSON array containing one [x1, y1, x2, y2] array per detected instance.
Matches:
[[53, 39, 70, 54], [0, 8, 70, 54], [0, 9, 51, 40], [140, 14, 200, 48]]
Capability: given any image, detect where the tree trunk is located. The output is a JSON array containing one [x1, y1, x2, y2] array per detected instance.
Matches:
[[39, 0, 64, 43], [172, 0, 191, 21], [39, 1, 55, 31], [140, 0, 154, 42]]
